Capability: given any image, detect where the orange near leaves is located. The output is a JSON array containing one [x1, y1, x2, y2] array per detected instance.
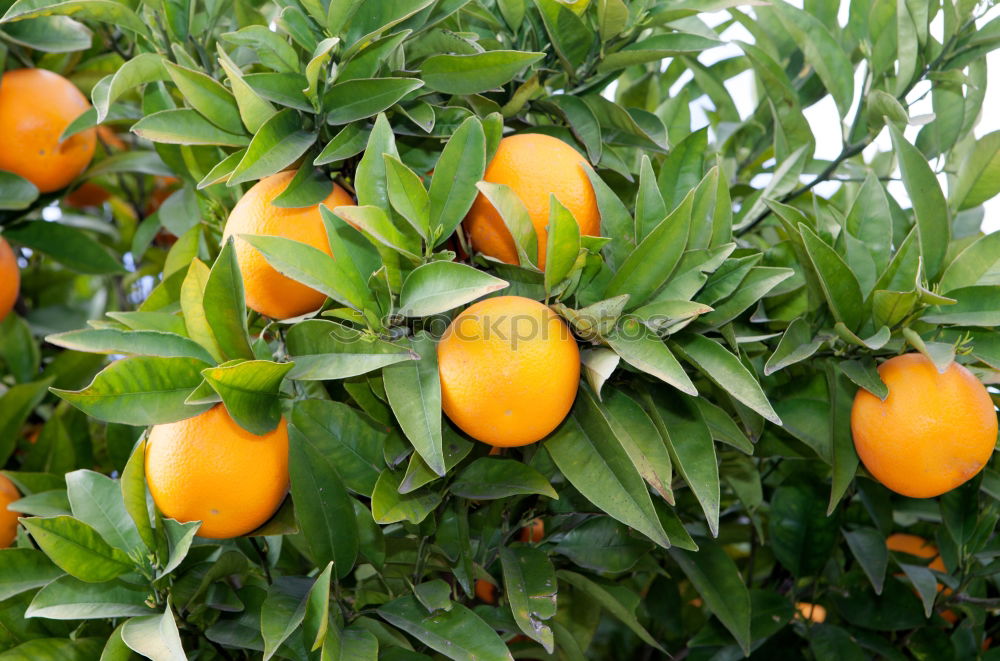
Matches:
[[222, 170, 354, 319], [0, 69, 96, 193], [0, 238, 18, 321], [475, 578, 497, 604], [438, 296, 580, 447], [519, 518, 545, 543], [851, 353, 997, 498], [794, 602, 826, 623], [464, 134, 600, 268], [145, 405, 289, 539], [0, 474, 20, 548], [64, 181, 111, 208]]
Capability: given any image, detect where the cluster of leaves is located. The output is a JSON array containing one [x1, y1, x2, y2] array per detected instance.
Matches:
[[2, 0, 1000, 659]]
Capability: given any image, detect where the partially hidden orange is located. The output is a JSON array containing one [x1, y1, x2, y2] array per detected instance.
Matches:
[[0, 238, 18, 321], [851, 353, 997, 498], [145, 405, 289, 539], [0, 69, 96, 193], [0, 474, 20, 548], [222, 170, 354, 319], [438, 296, 580, 447], [519, 518, 545, 543], [464, 134, 600, 269]]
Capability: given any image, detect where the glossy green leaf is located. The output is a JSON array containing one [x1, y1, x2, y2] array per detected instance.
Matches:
[[421, 50, 543, 94], [383, 333, 444, 476], [19, 516, 134, 583], [450, 458, 557, 500]]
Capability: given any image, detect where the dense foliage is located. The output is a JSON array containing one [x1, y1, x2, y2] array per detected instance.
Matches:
[[2, 0, 1000, 659]]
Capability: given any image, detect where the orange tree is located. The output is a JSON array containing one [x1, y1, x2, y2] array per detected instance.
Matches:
[[2, 0, 1000, 659]]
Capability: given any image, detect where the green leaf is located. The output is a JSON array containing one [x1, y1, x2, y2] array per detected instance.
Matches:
[[121, 440, 154, 552], [0, 379, 51, 465], [26, 576, 151, 619], [474, 182, 538, 268], [201, 360, 293, 435], [204, 238, 253, 360], [261, 578, 311, 660], [938, 231, 1000, 293], [377, 596, 513, 661], [384, 155, 431, 239], [45, 328, 213, 363], [583, 166, 632, 270], [844, 527, 888, 595], [0, 638, 103, 659], [598, 32, 720, 73], [501, 546, 556, 652], [288, 425, 359, 579], [383, 333, 444, 476], [648, 393, 719, 536], [556, 570, 663, 652], [217, 45, 277, 133], [771, 2, 854, 116], [1, 0, 148, 36], [315, 123, 370, 165], [580, 348, 619, 399], [921, 285, 1000, 326], [769, 484, 839, 576], [545, 398, 670, 547], [121, 606, 186, 661], [19, 516, 134, 583], [399, 428, 472, 494], [533, 0, 592, 72], [333, 205, 421, 260], [222, 26, 298, 73], [421, 50, 543, 94], [889, 124, 949, 279], [0, 14, 90, 53], [2, 221, 123, 274], [303, 562, 333, 651], [603, 388, 674, 503], [229, 109, 316, 185], [672, 334, 781, 424], [429, 116, 486, 242], [953, 130, 1000, 210], [158, 519, 199, 578], [90, 52, 168, 123], [131, 109, 249, 147], [544, 195, 582, 293], [799, 223, 865, 331], [370, 469, 441, 525], [898, 563, 937, 618], [764, 318, 823, 375], [398, 262, 508, 317], [354, 113, 397, 209], [52, 356, 212, 426], [839, 359, 888, 400], [670, 538, 751, 654], [164, 60, 243, 135], [0, 171, 38, 210], [553, 517, 653, 573], [450, 458, 557, 499], [286, 320, 413, 380], [324, 78, 424, 125], [0, 549, 64, 601], [657, 128, 706, 213], [64, 470, 142, 556], [826, 363, 859, 513], [604, 189, 693, 307]]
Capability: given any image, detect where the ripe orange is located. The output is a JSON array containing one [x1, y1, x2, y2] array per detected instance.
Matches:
[[886, 533, 957, 623], [475, 578, 498, 604], [0, 69, 96, 193], [64, 181, 111, 208], [0, 238, 18, 321], [464, 134, 600, 268], [438, 296, 580, 447], [794, 602, 826, 623], [851, 353, 997, 498], [0, 474, 20, 548], [222, 170, 354, 319], [145, 405, 289, 539], [519, 518, 545, 543]]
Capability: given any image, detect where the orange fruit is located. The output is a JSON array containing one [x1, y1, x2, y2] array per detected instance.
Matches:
[[0, 69, 96, 193], [0, 238, 18, 321], [222, 170, 354, 319], [145, 405, 289, 539], [519, 518, 545, 543], [464, 134, 600, 268], [64, 181, 111, 208], [886, 533, 957, 622], [438, 296, 580, 447], [851, 353, 997, 498], [475, 578, 497, 604], [794, 602, 826, 623], [0, 475, 20, 548]]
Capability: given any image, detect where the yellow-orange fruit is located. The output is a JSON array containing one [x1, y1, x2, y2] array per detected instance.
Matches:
[[438, 296, 580, 447], [145, 405, 289, 539], [0, 474, 20, 548], [475, 578, 497, 604], [464, 134, 600, 268], [64, 181, 111, 208], [795, 602, 826, 623], [0, 238, 18, 321], [222, 170, 354, 319], [519, 518, 545, 543], [851, 353, 997, 498], [0, 69, 96, 193]]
